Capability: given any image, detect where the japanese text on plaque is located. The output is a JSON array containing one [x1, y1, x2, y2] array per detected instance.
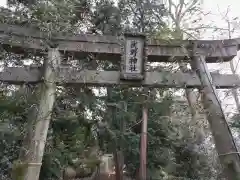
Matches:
[[129, 40, 138, 72]]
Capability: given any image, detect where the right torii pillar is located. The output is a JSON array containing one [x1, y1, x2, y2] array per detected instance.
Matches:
[[192, 51, 240, 179]]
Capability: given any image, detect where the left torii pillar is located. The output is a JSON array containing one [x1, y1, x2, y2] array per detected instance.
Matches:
[[12, 48, 59, 180]]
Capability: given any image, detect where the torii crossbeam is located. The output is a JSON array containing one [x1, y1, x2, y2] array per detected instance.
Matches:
[[0, 23, 238, 62], [1, 23, 240, 180], [0, 23, 240, 88], [1, 67, 240, 88]]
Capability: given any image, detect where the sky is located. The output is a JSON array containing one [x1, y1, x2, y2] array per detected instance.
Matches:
[[201, 0, 240, 115], [0, 0, 240, 116], [0, 0, 6, 7], [204, 0, 240, 18]]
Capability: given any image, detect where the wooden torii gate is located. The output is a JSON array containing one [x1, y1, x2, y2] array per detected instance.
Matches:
[[1, 24, 240, 180]]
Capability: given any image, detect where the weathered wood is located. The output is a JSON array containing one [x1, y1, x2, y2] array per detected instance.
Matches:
[[19, 48, 59, 180], [0, 66, 240, 88], [0, 23, 238, 63], [192, 55, 240, 180], [120, 33, 146, 80]]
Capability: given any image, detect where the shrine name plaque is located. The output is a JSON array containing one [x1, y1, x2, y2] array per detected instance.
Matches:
[[120, 33, 147, 81]]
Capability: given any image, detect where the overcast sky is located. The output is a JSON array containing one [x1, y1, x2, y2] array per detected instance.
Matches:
[[204, 0, 240, 18], [201, 0, 240, 115]]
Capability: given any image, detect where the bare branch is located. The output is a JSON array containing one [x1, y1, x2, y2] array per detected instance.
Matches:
[[179, 0, 199, 22], [176, 0, 185, 21], [186, 26, 229, 31], [167, 0, 177, 24]]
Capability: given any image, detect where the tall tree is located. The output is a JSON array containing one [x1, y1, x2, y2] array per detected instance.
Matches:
[[165, 0, 206, 142]]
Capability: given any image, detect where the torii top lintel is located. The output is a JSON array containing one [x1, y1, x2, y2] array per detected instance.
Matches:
[[0, 23, 239, 63]]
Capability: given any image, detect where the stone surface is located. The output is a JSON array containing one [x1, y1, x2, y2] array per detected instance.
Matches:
[[0, 67, 239, 89], [0, 23, 238, 62]]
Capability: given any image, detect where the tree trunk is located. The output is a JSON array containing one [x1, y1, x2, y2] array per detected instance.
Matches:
[[227, 21, 240, 113], [139, 105, 148, 180], [114, 150, 123, 180], [174, 23, 199, 120], [179, 62, 199, 121], [114, 102, 126, 180], [106, 87, 124, 180], [192, 55, 240, 180], [229, 59, 240, 113], [12, 48, 59, 180], [175, 25, 203, 142]]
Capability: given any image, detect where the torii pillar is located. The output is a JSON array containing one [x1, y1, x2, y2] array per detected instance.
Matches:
[[192, 54, 240, 180]]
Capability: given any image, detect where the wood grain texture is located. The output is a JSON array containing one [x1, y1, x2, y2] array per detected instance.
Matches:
[[0, 23, 239, 62], [1, 66, 239, 88]]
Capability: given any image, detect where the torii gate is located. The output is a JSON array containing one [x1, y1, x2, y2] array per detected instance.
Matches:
[[1, 24, 240, 180]]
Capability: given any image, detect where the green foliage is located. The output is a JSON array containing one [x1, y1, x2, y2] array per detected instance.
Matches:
[[4, 0, 91, 35], [0, 87, 33, 179], [92, 0, 121, 35], [231, 114, 240, 128], [118, 0, 166, 33], [11, 160, 28, 180]]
